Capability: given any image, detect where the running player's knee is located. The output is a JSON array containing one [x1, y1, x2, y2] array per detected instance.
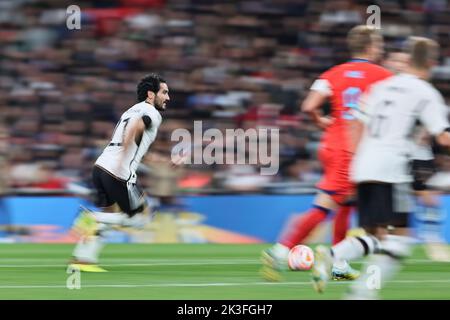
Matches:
[[315, 191, 339, 210], [330, 193, 354, 206], [312, 205, 332, 216]]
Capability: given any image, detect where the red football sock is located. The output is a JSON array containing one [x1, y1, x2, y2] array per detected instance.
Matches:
[[279, 206, 330, 249], [332, 205, 353, 245]]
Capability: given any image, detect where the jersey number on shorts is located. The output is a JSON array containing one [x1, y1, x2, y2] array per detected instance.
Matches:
[[342, 87, 362, 120], [111, 117, 131, 145]]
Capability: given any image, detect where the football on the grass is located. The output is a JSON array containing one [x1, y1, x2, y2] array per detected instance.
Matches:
[[288, 245, 314, 271]]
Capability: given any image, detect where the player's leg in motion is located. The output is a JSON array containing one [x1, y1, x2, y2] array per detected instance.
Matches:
[[312, 228, 382, 295], [260, 192, 336, 281], [345, 231, 413, 299], [330, 203, 360, 280], [312, 183, 413, 298], [71, 204, 151, 272], [333, 203, 353, 245], [261, 146, 358, 281], [70, 204, 116, 273], [70, 167, 151, 272], [261, 192, 358, 281]]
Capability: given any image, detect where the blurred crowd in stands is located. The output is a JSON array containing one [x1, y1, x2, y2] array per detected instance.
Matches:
[[1, 0, 450, 194]]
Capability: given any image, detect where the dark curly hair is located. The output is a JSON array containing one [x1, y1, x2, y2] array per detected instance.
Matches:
[[137, 74, 166, 102]]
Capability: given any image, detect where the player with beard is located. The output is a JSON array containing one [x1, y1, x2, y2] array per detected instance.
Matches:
[[69, 74, 174, 272]]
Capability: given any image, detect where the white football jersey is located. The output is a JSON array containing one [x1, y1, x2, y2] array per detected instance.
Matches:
[[352, 73, 449, 183], [410, 126, 434, 161], [96, 101, 162, 183]]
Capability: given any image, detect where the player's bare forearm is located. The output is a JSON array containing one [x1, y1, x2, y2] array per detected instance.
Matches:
[[303, 109, 333, 130], [305, 109, 322, 123], [301, 90, 327, 112], [301, 90, 331, 129]]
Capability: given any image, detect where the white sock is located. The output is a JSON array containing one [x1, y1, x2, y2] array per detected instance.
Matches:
[[380, 234, 413, 258], [332, 235, 380, 262], [72, 235, 105, 264], [272, 243, 290, 260], [93, 211, 127, 225], [121, 213, 150, 229], [347, 234, 412, 299], [93, 211, 150, 229]]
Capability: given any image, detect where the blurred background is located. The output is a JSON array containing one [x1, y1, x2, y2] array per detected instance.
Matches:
[[0, 0, 450, 244]]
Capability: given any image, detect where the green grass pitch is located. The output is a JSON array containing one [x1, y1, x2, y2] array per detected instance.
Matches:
[[0, 243, 449, 300]]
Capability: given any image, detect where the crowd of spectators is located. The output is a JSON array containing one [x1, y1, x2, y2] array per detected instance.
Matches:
[[1, 0, 450, 194]]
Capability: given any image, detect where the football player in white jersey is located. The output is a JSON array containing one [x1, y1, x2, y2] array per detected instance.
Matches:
[[311, 37, 450, 298], [385, 50, 450, 262], [69, 74, 173, 272], [410, 128, 450, 262]]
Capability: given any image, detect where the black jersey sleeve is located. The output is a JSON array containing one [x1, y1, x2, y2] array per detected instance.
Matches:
[[142, 115, 152, 129]]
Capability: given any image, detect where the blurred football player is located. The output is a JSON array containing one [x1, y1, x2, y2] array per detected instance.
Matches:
[[69, 74, 183, 272], [261, 25, 392, 282], [311, 37, 450, 299], [385, 49, 450, 262]]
